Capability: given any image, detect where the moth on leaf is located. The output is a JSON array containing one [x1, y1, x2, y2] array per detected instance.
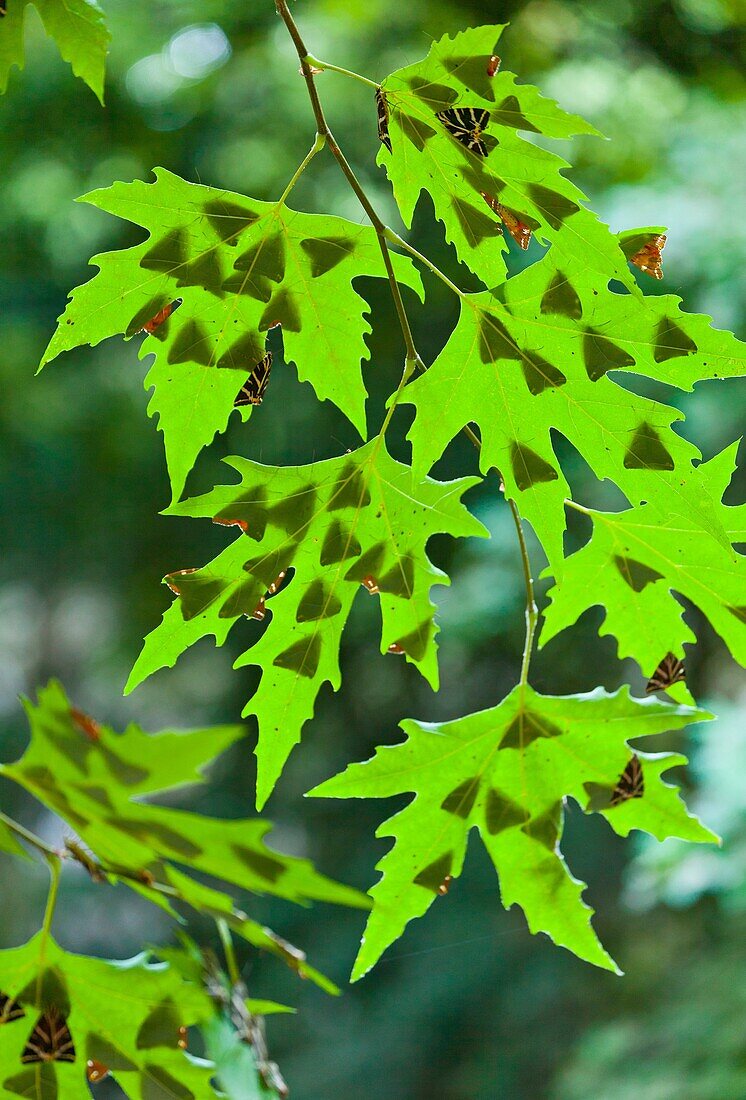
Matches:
[[481, 191, 532, 248], [610, 755, 645, 806], [436, 106, 494, 157], [631, 234, 666, 280], [375, 87, 392, 152], [646, 652, 686, 695], [21, 1008, 76, 1064], [311, 685, 715, 980], [234, 351, 273, 407]]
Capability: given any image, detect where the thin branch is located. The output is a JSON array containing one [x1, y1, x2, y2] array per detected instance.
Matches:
[[508, 498, 538, 686], [275, 0, 423, 374], [36, 853, 62, 1003], [275, 0, 539, 684]]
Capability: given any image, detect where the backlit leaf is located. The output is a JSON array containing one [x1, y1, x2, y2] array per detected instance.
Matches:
[[126, 439, 487, 806], [403, 249, 745, 572], [540, 444, 746, 700], [377, 25, 637, 287], [311, 686, 715, 979], [40, 169, 423, 500], [0, 0, 109, 101], [0, 934, 214, 1099]]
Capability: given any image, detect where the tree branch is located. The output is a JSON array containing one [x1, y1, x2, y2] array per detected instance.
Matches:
[[275, 0, 423, 373], [274, 0, 539, 683]]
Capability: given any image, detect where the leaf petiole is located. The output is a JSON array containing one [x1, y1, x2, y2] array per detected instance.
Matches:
[[277, 132, 327, 207], [303, 54, 379, 89], [384, 227, 467, 299]]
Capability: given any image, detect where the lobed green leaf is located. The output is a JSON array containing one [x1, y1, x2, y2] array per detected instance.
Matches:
[[541, 443, 746, 695], [377, 24, 636, 288], [41, 169, 424, 500], [0, 934, 214, 1098], [126, 439, 487, 805], [0, 0, 109, 101], [403, 249, 745, 573], [311, 685, 715, 979]]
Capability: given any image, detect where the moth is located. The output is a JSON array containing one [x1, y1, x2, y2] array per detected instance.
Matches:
[[234, 352, 273, 407], [610, 755, 644, 806], [0, 2, 6, 17], [630, 234, 666, 280], [165, 567, 198, 595], [0, 992, 25, 1025], [646, 652, 685, 694], [86, 1060, 109, 1083], [437, 874, 453, 896], [487, 54, 501, 77], [480, 192, 532, 249], [21, 1007, 76, 1064], [436, 107, 492, 157], [140, 298, 182, 334], [375, 87, 392, 153]]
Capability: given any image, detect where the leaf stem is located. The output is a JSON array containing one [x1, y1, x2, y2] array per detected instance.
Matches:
[[36, 852, 62, 1001], [508, 499, 538, 686], [277, 132, 327, 207], [564, 497, 593, 516], [217, 918, 242, 987], [275, 0, 424, 375], [0, 810, 59, 858], [384, 227, 466, 299], [304, 53, 379, 89], [446, 429, 538, 683]]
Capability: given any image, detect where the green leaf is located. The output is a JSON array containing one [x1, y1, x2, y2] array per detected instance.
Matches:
[[202, 1015, 270, 1100], [0, 683, 367, 993], [0, 0, 109, 102], [310, 685, 715, 980], [125, 438, 487, 806], [377, 25, 639, 288], [0, 820, 30, 862], [540, 443, 746, 697], [40, 169, 424, 500], [0, 933, 215, 1099], [403, 249, 745, 572]]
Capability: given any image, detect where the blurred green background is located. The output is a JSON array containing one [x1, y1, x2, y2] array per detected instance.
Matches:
[[1, 0, 744, 1096]]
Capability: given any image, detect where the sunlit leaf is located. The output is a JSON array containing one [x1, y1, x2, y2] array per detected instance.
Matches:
[[40, 169, 423, 500], [403, 249, 745, 572], [0, 934, 214, 1099], [0, 0, 109, 101], [311, 686, 715, 979], [540, 443, 746, 699], [126, 439, 487, 806], [377, 24, 638, 287]]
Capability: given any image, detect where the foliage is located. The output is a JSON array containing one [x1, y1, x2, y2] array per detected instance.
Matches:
[[41, 172, 423, 500], [0, 0, 109, 101], [125, 441, 486, 805], [0, 934, 213, 1099], [1, 1, 745, 1095], [1, 682, 367, 990], [311, 686, 714, 978]]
